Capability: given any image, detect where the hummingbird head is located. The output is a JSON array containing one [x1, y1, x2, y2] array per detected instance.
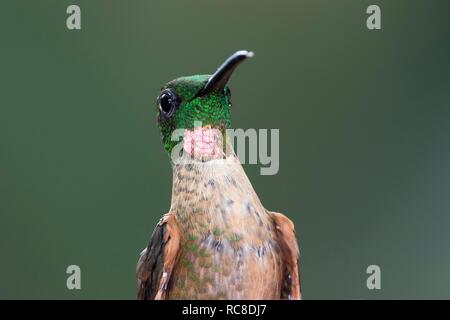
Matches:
[[156, 50, 253, 160]]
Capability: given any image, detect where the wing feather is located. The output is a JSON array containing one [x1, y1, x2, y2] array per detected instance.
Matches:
[[270, 211, 301, 300], [136, 213, 180, 300]]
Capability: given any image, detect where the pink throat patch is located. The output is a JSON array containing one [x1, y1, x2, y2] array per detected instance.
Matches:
[[183, 126, 224, 158]]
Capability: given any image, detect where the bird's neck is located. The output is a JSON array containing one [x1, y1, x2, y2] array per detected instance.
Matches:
[[169, 151, 269, 239]]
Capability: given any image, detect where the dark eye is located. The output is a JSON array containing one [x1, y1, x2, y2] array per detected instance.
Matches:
[[158, 89, 179, 117]]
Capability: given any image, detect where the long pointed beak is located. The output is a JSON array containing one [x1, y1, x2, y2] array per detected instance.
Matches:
[[196, 50, 254, 97]]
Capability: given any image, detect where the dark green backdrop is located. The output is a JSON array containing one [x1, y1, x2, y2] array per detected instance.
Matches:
[[1, 0, 449, 299]]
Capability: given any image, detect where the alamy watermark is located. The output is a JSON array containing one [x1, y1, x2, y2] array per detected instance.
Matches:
[[169, 121, 280, 176], [66, 5, 81, 30], [366, 265, 381, 290], [66, 265, 81, 290], [366, 5, 381, 30]]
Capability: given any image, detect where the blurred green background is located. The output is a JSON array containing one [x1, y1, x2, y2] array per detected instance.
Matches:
[[1, 0, 449, 299]]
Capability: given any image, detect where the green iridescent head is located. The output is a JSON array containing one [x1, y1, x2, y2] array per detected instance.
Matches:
[[156, 50, 253, 154]]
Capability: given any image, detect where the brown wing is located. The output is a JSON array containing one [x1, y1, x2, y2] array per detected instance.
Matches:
[[136, 213, 180, 300], [270, 211, 301, 300]]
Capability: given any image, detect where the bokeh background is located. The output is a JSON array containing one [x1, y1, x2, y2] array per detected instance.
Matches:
[[1, 0, 449, 299]]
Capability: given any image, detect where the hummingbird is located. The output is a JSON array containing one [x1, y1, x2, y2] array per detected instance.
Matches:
[[137, 50, 301, 300]]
